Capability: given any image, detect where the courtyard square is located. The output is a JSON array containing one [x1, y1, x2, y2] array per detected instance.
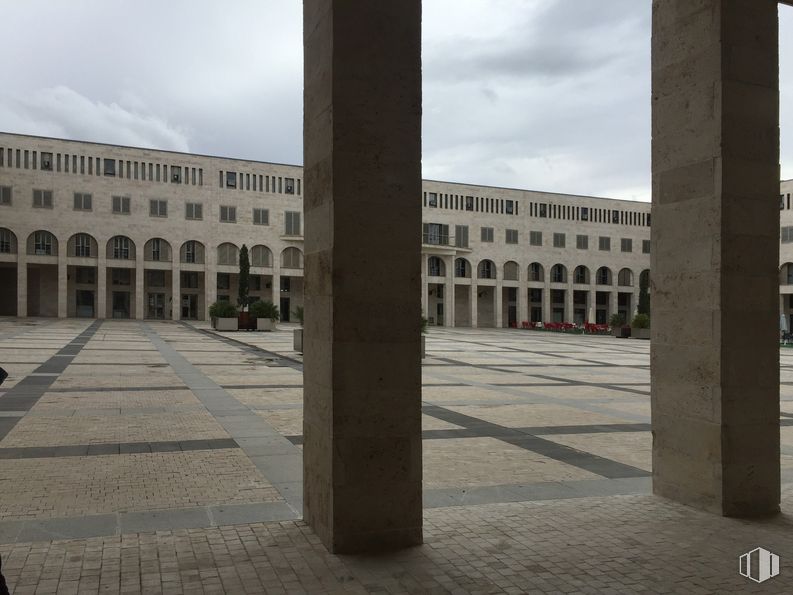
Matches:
[[0, 318, 791, 592]]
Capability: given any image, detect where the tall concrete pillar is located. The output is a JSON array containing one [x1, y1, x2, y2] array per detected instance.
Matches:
[[421, 255, 429, 320], [271, 261, 280, 313], [564, 284, 574, 324], [97, 254, 106, 319], [651, 0, 780, 516], [172, 264, 181, 321], [303, 0, 422, 553], [17, 254, 27, 317], [58, 253, 67, 318]]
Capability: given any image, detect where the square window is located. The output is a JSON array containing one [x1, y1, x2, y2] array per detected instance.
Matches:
[[599, 236, 611, 251], [621, 238, 633, 253], [530, 231, 542, 246], [0, 186, 11, 205], [112, 196, 131, 214], [220, 206, 237, 222], [505, 229, 518, 244], [576, 234, 588, 249], [480, 227, 494, 243], [73, 192, 92, 211], [553, 233, 565, 248], [104, 159, 116, 176], [254, 208, 269, 226], [149, 199, 167, 217], [185, 202, 203, 220], [642, 239, 651, 254]]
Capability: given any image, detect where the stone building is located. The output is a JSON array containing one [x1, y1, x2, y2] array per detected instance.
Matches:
[[0, 131, 653, 326]]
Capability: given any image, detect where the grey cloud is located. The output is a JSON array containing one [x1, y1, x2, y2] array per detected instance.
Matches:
[[0, 87, 190, 152]]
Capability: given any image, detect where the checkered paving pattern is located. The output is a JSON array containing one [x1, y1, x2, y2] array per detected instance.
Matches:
[[0, 317, 791, 592]]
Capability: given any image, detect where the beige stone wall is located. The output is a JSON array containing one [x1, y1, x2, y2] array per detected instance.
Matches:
[[0, 131, 787, 327]]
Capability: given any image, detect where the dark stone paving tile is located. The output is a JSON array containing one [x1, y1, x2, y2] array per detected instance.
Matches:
[[119, 507, 210, 533], [209, 502, 299, 525], [16, 514, 117, 543], [87, 443, 120, 456]]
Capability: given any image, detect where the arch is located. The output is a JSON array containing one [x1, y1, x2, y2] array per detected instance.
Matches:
[[428, 256, 446, 277], [454, 258, 471, 278], [180, 240, 205, 264], [550, 264, 567, 284], [640, 269, 650, 287], [573, 265, 590, 285], [618, 268, 634, 287], [528, 262, 544, 282], [503, 261, 519, 281], [144, 238, 172, 262], [67, 233, 98, 258], [0, 228, 18, 255], [477, 259, 496, 280], [281, 247, 303, 269], [596, 266, 612, 285], [217, 242, 239, 266], [27, 230, 59, 256], [251, 244, 273, 267], [106, 235, 135, 260]]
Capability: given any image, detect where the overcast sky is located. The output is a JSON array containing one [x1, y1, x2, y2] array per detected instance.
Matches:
[[1, 0, 791, 202]]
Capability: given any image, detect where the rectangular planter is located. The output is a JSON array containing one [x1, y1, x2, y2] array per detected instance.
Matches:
[[294, 328, 303, 352], [215, 317, 238, 331], [613, 327, 631, 338], [421, 335, 426, 359], [632, 328, 651, 340], [257, 318, 276, 332]]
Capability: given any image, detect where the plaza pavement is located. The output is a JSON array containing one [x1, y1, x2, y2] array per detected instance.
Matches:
[[0, 317, 791, 593]]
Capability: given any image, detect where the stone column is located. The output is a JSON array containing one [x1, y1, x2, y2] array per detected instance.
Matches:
[[303, 0, 422, 553], [470, 280, 478, 328], [97, 254, 107, 319], [495, 279, 503, 328], [134, 246, 144, 320], [443, 256, 454, 327], [172, 263, 181, 321], [564, 284, 574, 324], [16, 253, 27, 317], [609, 290, 618, 322], [651, 0, 779, 516], [57, 252, 67, 318], [205, 256, 217, 320], [421, 255, 429, 320], [542, 282, 551, 323], [518, 278, 529, 324], [271, 260, 281, 314]]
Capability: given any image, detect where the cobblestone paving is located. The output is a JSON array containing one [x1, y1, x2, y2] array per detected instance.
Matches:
[[0, 318, 792, 592]]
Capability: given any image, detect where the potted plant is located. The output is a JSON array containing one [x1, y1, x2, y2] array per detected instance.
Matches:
[[293, 305, 304, 352], [237, 245, 254, 330], [251, 300, 279, 331], [631, 313, 651, 340], [421, 312, 428, 359], [210, 301, 239, 331], [609, 313, 630, 338]]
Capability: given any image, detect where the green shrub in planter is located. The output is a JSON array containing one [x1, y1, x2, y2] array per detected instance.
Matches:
[[631, 313, 650, 329], [292, 306, 304, 326], [209, 301, 238, 319], [250, 300, 279, 321], [609, 313, 625, 328]]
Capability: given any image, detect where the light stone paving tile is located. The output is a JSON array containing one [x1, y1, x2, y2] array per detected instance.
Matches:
[[254, 410, 303, 437], [0, 413, 229, 447], [542, 432, 652, 472], [0, 351, 54, 363], [71, 351, 167, 364], [445, 403, 638, 428], [423, 437, 601, 489], [605, 400, 652, 418], [0, 364, 40, 389], [31, 390, 201, 411], [49, 373, 185, 390], [227, 388, 303, 407], [0, 450, 281, 521]]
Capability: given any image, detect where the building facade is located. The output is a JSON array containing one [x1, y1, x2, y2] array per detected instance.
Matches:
[[1, 131, 653, 326]]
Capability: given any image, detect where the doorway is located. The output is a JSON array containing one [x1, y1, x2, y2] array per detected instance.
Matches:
[[147, 293, 166, 319], [181, 294, 198, 320], [112, 291, 130, 319], [280, 297, 291, 322], [76, 290, 95, 318]]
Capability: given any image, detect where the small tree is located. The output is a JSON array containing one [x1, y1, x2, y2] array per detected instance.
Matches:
[[638, 270, 651, 316], [238, 244, 250, 310]]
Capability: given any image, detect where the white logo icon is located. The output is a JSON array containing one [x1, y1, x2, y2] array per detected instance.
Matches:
[[739, 547, 780, 583]]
